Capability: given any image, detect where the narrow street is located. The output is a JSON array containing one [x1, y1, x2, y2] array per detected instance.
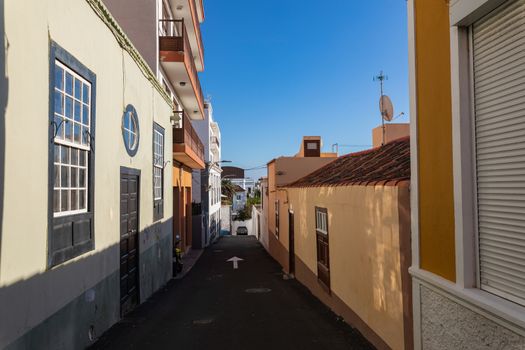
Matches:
[[91, 236, 373, 350]]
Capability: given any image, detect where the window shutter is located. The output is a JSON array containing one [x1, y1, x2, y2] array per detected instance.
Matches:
[[473, 0, 525, 303]]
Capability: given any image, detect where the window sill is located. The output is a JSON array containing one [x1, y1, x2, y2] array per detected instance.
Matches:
[[410, 267, 525, 336]]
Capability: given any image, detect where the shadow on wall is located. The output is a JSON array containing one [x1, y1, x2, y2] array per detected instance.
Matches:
[[291, 186, 411, 349], [0, 243, 121, 349], [0, 0, 8, 275], [0, 218, 173, 349]]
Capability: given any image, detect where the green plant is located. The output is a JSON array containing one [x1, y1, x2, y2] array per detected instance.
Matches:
[[221, 179, 235, 203]]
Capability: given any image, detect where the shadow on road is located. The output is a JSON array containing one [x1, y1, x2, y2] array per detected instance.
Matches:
[[91, 236, 374, 350]]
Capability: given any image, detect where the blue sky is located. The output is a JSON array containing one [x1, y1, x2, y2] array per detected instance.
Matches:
[[200, 0, 409, 179]]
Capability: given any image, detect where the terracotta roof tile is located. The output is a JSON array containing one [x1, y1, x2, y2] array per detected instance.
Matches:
[[233, 185, 245, 192], [287, 136, 410, 188]]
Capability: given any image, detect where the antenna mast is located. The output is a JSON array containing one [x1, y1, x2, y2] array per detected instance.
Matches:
[[374, 71, 388, 145]]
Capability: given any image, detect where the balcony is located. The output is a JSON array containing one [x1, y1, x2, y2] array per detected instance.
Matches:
[[168, 0, 204, 70], [159, 19, 204, 120], [173, 110, 205, 169], [210, 136, 220, 148]]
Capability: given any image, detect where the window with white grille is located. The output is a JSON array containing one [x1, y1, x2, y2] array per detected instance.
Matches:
[[53, 60, 91, 216], [49, 42, 96, 267], [472, 0, 525, 305], [153, 123, 164, 221], [315, 207, 330, 288], [316, 208, 328, 235]]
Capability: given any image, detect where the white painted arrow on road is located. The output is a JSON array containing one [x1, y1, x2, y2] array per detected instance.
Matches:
[[227, 256, 244, 270]]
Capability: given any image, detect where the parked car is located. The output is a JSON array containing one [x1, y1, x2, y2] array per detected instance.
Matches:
[[236, 226, 248, 235]]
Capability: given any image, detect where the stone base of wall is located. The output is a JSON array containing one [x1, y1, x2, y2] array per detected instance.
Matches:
[[6, 227, 172, 350], [6, 270, 120, 350], [139, 224, 172, 302], [418, 283, 524, 349]]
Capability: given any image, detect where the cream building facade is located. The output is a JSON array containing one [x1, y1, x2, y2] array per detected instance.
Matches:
[[0, 0, 175, 348]]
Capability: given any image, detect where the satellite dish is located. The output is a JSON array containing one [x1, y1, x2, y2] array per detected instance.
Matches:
[[379, 95, 394, 121]]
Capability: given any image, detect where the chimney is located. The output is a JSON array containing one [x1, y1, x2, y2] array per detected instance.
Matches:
[[372, 123, 409, 147], [298, 136, 321, 157]]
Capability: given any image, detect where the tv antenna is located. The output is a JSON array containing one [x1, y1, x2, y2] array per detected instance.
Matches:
[[374, 71, 394, 145]]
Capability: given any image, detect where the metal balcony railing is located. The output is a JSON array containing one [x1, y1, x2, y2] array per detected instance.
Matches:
[[158, 19, 204, 111], [173, 110, 205, 161], [210, 136, 220, 148]]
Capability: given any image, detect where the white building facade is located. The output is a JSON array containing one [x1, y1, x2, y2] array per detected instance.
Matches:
[[230, 177, 256, 197], [191, 102, 222, 247], [232, 188, 247, 213]]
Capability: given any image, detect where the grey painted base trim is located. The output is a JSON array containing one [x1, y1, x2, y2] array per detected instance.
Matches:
[[419, 284, 525, 349], [6, 270, 120, 350], [139, 230, 172, 302], [6, 231, 172, 350]]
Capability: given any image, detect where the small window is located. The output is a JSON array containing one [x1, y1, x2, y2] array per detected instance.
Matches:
[[153, 123, 164, 221], [316, 208, 328, 234], [275, 200, 280, 237], [307, 142, 318, 150], [122, 105, 140, 156], [315, 207, 330, 289]]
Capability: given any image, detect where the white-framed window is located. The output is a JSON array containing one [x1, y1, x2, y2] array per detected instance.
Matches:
[[307, 142, 318, 150], [49, 41, 96, 267], [450, 0, 525, 307], [315, 207, 328, 235], [123, 109, 138, 152], [153, 128, 164, 201], [470, 0, 525, 305], [53, 60, 91, 217], [153, 123, 165, 221], [315, 206, 330, 288]]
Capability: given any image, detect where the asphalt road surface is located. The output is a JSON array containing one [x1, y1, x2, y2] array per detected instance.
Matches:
[[91, 235, 374, 350]]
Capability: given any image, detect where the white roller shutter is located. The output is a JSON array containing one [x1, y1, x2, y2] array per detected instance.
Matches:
[[473, 0, 525, 305]]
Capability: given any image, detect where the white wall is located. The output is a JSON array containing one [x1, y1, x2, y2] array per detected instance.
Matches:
[[232, 191, 247, 212], [252, 205, 268, 249], [220, 205, 231, 233], [232, 219, 252, 236]]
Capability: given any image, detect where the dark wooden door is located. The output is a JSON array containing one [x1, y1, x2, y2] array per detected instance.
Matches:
[[289, 211, 295, 275], [120, 169, 140, 316], [316, 233, 330, 289], [185, 187, 192, 249], [173, 187, 181, 246]]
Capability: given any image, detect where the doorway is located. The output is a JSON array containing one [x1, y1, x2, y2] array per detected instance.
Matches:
[[120, 168, 140, 316], [289, 210, 295, 275]]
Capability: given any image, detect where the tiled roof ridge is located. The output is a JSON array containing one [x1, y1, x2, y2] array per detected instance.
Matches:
[[232, 184, 245, 192], [339, 135, 410, 159], [287, 136, 410, 188]]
